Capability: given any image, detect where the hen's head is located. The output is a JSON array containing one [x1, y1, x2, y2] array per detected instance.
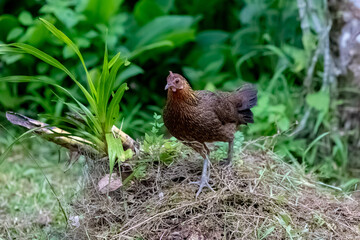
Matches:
[[165, 71, 189, 92]]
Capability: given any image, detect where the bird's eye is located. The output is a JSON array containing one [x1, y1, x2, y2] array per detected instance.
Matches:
[[175, 79, 180, 84]]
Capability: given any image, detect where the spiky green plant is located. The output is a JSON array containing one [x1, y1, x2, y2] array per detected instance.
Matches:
[[0, 18, 132, 174]]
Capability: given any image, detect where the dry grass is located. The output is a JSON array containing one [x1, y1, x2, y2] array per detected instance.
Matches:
[[67, 147, 360, 240]]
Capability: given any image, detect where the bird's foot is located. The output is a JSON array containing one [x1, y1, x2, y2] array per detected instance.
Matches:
[[190, 176, 215, 198], [219, 158, 231, 166]]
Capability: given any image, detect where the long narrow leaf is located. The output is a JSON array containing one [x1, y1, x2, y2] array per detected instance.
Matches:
[[1, 43, 98, 116], [9, 43, 77, 80], [106, 83, 128, 131], [0, 125, 69, 223], [0, 75, 102, 140], [39, 18, 97, 99], [0, 127, 39, 166], [302, 132, 330, 162], [105, 133, 133, 175], [105, 56, 126, 104], [108, 52, 121, 69], [105, 133, 117, 175], [97, 44, 110, 125], [0, 44, 26, 54]]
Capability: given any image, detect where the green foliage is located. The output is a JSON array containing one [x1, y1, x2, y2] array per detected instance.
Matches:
[[0, 134, 83, 239], [306, 90, 330, 113], [0, 19, 133, 175], [0, 0, 356, 186], [213, 131, 244, 163], [142, 113, 181, 165]]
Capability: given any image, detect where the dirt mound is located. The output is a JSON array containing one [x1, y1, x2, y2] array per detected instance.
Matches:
[[68, 150, 360, 239]]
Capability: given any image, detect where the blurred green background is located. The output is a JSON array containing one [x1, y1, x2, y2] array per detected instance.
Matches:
[[0, 0, 358, 187]]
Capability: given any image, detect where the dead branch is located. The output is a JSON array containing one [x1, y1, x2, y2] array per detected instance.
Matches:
[[6, 111, 138, 158]]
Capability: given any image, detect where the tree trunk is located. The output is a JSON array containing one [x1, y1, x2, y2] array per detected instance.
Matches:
[[329, 0, 360, 170]]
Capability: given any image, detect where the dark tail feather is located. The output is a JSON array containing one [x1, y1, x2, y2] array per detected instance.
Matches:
[[234, 84, 257, 124], [238, 109, 254, 123]]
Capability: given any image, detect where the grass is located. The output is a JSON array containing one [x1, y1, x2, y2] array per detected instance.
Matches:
[[0, 134, 83, 239], [1, 116, 359, 239], [67, 136, 360, 239], [1, 129, 360, 239]]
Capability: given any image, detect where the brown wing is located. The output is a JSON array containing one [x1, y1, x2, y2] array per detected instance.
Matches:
[[197, 90, 238, 125], [215, 85, 258, 125]]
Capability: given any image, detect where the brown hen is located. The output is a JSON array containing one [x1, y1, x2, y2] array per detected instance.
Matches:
[[163, 72, 257, 197]]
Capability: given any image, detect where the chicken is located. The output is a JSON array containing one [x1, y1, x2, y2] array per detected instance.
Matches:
[[163, 71, 258, 197]]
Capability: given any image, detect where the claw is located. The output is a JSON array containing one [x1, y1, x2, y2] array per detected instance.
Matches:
[[190, 155, 215, 198], [190, 176, 215, 198], [220, 158, 231, 166]]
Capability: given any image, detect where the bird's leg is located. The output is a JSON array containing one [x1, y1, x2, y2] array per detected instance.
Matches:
[[221, 140, 234, 165], [190, 155, 214, 197], [227, 140, 234, 163]]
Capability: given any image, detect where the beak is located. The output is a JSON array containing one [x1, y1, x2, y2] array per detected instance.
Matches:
[[165, 83, 170, 90], [165, 71, 177, 91], [165, 82, 176, 91]]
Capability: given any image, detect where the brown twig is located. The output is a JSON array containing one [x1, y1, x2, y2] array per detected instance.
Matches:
[[6, 111, 138, 157]]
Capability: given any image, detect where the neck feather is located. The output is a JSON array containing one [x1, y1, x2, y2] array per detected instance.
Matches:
[[167, 85, 197, 105]]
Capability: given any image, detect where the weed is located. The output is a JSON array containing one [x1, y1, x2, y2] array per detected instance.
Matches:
[[0, 18, 133, 175], [142, 113, 182, 165], [212, 131, 244, 164], [0, 136, 83, 239]]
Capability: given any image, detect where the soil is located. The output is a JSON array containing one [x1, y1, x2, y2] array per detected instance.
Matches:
[[67, 150, 360, 240]]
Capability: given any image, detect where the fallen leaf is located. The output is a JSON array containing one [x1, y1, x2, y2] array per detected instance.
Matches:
[[98, 173, 122, 194]]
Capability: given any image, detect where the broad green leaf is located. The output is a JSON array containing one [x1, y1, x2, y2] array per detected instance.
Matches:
[[239, 2, 267, 24], [264, 45, 289, 63], [115, 64, 144, 88], [40, 4, 81, 28], [198, 50, 225, 74], [306, 91, 330, 112], [302, 32, 317, 53], [129, 40, 173, 59], [278, 117, 290, 132], [63, 45, 76, 59], [7, 27, 24, 42], [130, 15, 195, 49], [283, 45, 308, 72], [155, 0, 174, 12], [160, 29, 196, 47], [134, 0, 165, 25], [18, 20, 49, 46], [0, 14, 19, 41], [196, 30, 229, 47], [82, 0, 123, 23], [182, 67, 203, 82], [18, 11, 33, 26]]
